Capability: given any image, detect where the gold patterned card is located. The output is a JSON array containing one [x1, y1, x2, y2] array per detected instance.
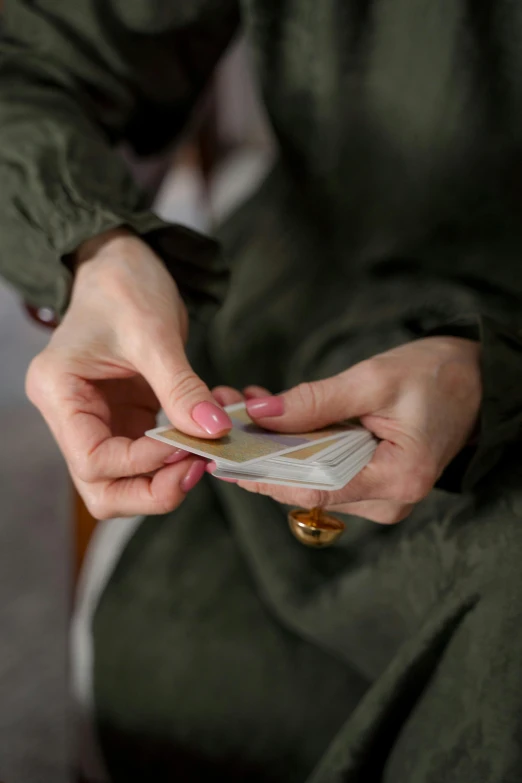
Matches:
[[146, 403, 356, 466]]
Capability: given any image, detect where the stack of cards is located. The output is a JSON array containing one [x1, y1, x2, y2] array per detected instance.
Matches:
[[147, 403, 377, 491]]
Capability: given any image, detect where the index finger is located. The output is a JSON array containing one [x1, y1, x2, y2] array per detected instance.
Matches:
[[38, 371, 183, 482]]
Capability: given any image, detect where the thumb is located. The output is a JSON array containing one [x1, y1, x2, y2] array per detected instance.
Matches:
[[135, 331, 232, 438], [245, 365, 383, 432]]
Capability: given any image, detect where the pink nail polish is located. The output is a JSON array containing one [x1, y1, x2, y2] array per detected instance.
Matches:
[[180, 460, 206, 493], [191, 401, 232, 435], [164, 448, 189, 465], [246, 396, 284, 418]]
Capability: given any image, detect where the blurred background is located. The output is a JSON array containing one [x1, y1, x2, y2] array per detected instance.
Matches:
[[0, 31, 273, 783], [0, 265, 70, 783]]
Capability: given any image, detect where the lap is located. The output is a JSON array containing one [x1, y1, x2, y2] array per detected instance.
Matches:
[[311, 453, 522, 781], [92, 478, 367, 783], [93, 452, 522, 782]]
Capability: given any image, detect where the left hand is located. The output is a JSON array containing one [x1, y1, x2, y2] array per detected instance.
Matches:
[[236, 337, 482, 524]]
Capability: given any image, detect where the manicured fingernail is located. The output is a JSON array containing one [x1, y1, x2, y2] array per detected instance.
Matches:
[[180, 460, 206, 493], [246, 396, 284, 418], [191, 401, 232, 435], [164, 448, 189, 465]]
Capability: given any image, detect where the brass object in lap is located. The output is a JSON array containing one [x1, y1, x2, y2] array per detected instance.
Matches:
[[288, 506, 345, 547]]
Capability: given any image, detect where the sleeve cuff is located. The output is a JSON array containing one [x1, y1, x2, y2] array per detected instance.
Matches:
[[10, 206, 228, 324], [0, 113, 228, 321], [414, 315, 522, 493], [462, 316, 522, 491]]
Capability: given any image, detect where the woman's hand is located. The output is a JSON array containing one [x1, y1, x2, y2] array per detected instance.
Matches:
[[26, 228, 232, 520], [239, 337, 482, 524]]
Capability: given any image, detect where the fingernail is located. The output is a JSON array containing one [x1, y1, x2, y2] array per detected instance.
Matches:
[[164, 448, 190, 465], [246, 396, 284, 418], [180, 460, 206, 493], [191, 401, 232, 435], [217, 477, 238, 483]]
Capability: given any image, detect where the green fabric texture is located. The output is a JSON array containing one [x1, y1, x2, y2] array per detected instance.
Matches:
[[3, 0, 522, 780], [94, 453, 522, 782], [0, 0, 237, 315]]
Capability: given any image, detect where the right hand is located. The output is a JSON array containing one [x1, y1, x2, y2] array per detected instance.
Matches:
[[26, 228, 232, 519]]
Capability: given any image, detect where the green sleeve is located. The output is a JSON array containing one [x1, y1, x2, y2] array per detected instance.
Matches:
[[462, 317, 522, 492], [0, 0, 239, 315], [417, 316, 522, 493]]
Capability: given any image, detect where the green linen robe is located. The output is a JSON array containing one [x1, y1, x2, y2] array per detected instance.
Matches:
[[2, 1, 522, 780]]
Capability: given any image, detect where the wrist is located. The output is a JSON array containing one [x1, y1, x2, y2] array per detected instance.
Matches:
[[422, 335, 481, 374], [72, 228, 163, 296], [73, 227, 136, 270], [68, 227, 184, 331]]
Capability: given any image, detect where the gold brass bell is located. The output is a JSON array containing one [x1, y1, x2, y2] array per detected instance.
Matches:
[[288, 506, 345, 547]]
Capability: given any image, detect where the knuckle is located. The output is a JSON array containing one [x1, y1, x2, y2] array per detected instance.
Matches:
[[392, 460, 437, 503], [149, 479, 187, 515], [82, 488, 109, 520], [355, 357, 386, 389], [25, 352, 54, 406], [156, 493, 181, 516], [73, 454, 98, 484], [169, 367, 206, 406], [381, 506, 411, 525], [385, 509, 403, 525], [293, 381, 325, 419]]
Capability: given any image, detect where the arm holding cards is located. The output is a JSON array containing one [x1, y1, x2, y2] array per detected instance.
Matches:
[[241, 337, 482, 524], [26, 228, 232, 520], [0, 1, 239, 520]]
